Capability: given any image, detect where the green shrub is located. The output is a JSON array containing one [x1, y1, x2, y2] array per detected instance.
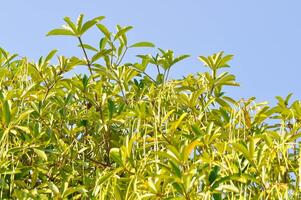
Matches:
[[0, 14, 300, 199]]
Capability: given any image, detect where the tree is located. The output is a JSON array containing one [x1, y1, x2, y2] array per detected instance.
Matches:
[[0, 14, 300, 199]]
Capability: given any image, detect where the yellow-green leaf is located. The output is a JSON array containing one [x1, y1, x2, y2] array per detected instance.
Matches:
[[33, 148, 47, 161]]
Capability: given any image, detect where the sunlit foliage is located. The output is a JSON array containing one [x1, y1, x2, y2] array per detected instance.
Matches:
[[0, 14, 300, 199]]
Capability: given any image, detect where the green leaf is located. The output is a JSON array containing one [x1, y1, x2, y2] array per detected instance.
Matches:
[[191, 124, 203, 136], [45, 49, 58, 62], [232, 143, 253, 163], [172, 182, 184, 194], [78, 44, 98, 52], [171, 55, 190, 66], [76, 14, 84, 30], [161, 109, 175, 124], [198, 56, 211, 68], [114, 26, 133, 41], [91, 49, 112, 63], [147, 178, 158, 194], [15, 126, 30, 134], [130, 42, 155, 48], [80, 16, 105, 35], [33, 148, 47, 161], [2, 100, 11, 126], [215, 184, 239, 193], [206, 121, 214, 135], [287, 133, 301, 142], [96, 24, 111, 39], [166, 145, 182, 164], [108, 99, 115, 120], [96, 171, 114, 185], [169, 160, 182, 177], [99, 37, 108, 50], [110, 148, 122, 166], [170, 113, 187, 134], [46, 29, 74, 36], [209, 165, 220, 185], [48, 182, 60, 195], [63, 17, 77, 33], [218, 54, 233, 68], [16, 109, 34, 122], [64, 186, 88, 197], [183, 140, 201, 162], [82, 74, 89, 89], [213, 193, 222, 200]]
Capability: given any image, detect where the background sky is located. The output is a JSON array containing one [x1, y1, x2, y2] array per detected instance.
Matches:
[[1, 1, 301, 105]]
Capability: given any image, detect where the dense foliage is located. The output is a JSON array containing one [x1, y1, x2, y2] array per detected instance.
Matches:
[[0, 14, 301, 199]]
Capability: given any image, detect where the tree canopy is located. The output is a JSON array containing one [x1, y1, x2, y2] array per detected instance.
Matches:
[[0, 14, 300, 199]]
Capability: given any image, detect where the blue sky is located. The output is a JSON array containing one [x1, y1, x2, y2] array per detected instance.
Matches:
[[1, 1, 301, 104]]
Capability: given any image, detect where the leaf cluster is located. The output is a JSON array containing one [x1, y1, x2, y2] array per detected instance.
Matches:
[[0, 15, 300, 199]]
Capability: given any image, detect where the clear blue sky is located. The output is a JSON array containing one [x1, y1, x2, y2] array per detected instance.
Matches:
[[1, 1, 301, 104]]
